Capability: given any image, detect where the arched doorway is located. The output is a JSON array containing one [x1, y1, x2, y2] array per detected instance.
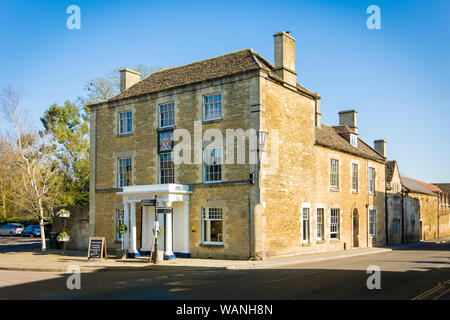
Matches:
[[352, 208, 359, 248]]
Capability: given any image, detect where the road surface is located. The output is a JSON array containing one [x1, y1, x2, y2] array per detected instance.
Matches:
[[0, 240, 448, 299]]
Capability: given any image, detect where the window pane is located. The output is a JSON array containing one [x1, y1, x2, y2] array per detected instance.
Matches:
[[203, 148, 222, 182], [160, 103, 174, 128], [202, 208, 223, 243], [330, 209, 340, 239], [118, 158, 131, 187], [317, 208, 324, 239], [119, 111, 132, 134], [160, 153, 174, 184], [330, 159, 339, 188], [203, 93, 222, 121]]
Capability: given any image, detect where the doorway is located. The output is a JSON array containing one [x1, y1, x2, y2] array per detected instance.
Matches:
[[352, 208, 359, 248]]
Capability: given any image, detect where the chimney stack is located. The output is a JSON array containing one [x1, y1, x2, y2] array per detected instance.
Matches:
[[119, 68, 141, 92], [273, 31, 297, 88], [374, 139, 387, 158], [338, 110, 358, 134], [315, 99, 322, 128]]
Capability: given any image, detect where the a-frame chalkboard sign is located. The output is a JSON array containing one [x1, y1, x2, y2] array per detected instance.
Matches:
[[88, 237, 107, 260]]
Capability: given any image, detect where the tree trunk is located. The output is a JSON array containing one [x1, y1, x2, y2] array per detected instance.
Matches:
[[38, 200, 46, 252], [2, 193, 6, 218]]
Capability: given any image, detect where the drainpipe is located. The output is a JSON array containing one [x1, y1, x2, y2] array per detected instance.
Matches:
[[437, 194, 440, 240], [385, 181, 388, 246], [401, 191, 405, 244]]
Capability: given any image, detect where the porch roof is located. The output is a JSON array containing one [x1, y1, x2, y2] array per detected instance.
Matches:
[[117, 184, 191, 196]]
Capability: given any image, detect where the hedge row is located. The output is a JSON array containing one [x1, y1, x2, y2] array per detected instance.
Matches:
[[0, 217, 52, 226]]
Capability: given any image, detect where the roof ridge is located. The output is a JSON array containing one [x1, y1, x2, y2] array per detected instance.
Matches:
[[142, 48, 255, 80]]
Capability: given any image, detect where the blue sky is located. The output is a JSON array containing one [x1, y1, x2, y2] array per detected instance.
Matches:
[[0, 0, 449, 182]]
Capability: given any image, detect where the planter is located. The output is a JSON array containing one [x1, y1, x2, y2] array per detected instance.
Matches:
[[58, 237, 70, 242], [116, 249, 127, 260], [58, 214, 70, 218]]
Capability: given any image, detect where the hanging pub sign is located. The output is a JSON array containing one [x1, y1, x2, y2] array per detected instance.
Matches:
[[158, 130, 173, 153]]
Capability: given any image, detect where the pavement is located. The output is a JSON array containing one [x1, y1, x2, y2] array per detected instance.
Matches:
[[0, 236, 448, 273]]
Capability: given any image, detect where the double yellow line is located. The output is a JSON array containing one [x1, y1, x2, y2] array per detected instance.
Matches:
[[412, 280, 450, 300]]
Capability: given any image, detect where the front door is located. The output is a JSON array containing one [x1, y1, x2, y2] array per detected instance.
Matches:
[[352, 209, 359, 247]]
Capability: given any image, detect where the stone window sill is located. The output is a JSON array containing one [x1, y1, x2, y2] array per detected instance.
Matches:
[[316, 240, 326, 244], [117, 133, 133, 138], [200, 243, 224, 248], [203, 118, 223, 124], [157, 126, 176, 131], [330, 188, 340, 192]]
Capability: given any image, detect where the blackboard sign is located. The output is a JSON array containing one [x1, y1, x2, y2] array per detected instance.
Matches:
[[88, 237, 107, 260]]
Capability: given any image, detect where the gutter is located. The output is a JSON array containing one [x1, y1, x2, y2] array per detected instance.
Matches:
[[385, 182, 388, 245]]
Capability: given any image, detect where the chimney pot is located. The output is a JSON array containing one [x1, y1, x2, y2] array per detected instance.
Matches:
[[119, 68, 141, 92]]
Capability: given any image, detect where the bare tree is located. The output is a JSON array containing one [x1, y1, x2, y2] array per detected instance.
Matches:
[[1, 87, 61, 252]]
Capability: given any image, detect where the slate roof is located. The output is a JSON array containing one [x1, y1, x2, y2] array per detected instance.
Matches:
[[401, 176, 437, 196], [106, 49, 317, 104], [315, 124, 386, 163], [409, 178, 443, 194]]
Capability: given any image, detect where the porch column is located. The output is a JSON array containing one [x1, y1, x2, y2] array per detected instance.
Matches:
[[123, 201, 129, 250], [165, 204, 175, 260], [128, 201, 140, 258]]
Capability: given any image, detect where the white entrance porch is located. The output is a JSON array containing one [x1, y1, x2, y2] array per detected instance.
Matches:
[[118, 184, 191, 259]]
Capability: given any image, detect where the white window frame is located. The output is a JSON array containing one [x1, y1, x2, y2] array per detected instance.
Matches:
[[201, 208, 223, 245], [118, 157, 132, 188], [369, 209, 376, 236], [159, 102, 175, 129], [351, 163, 358, 192], [203, 93, 222, 121], [302, 208, 310, 243], [159, 152, 174, 184], [330, 209, 340, 240], [116, 209, 124, 241], [368, 167, 376, 194], [118, 111, 132, 135], [317, 208, 324, 241], [203, 147, 222, 183], [350, 134, 358, 147], [330, 159, 339, 189]]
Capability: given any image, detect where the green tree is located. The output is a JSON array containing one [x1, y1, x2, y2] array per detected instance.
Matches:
[[40, 101, 89, 205], [41, 64, 163, 206], [1, 87, 62, 252]]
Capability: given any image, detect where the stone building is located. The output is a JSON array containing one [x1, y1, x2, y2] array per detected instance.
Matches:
[[385, 160, 405, 244], [401, 176, 441, 241], [89, 32, 387, 260]]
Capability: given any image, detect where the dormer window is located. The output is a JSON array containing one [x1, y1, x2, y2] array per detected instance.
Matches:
[[350, 134, 358, 147]]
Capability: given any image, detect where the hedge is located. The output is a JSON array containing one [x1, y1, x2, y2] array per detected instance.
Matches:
[[0, 217, 52, 226]]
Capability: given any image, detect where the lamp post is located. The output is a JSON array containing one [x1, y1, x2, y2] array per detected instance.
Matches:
[[154, 196, 160, 264]]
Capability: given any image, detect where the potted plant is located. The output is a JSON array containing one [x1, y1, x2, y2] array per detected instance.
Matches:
[[116, 223, 128, 260], [57, 231, 70, 242], [57, 209, 70, 218]]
